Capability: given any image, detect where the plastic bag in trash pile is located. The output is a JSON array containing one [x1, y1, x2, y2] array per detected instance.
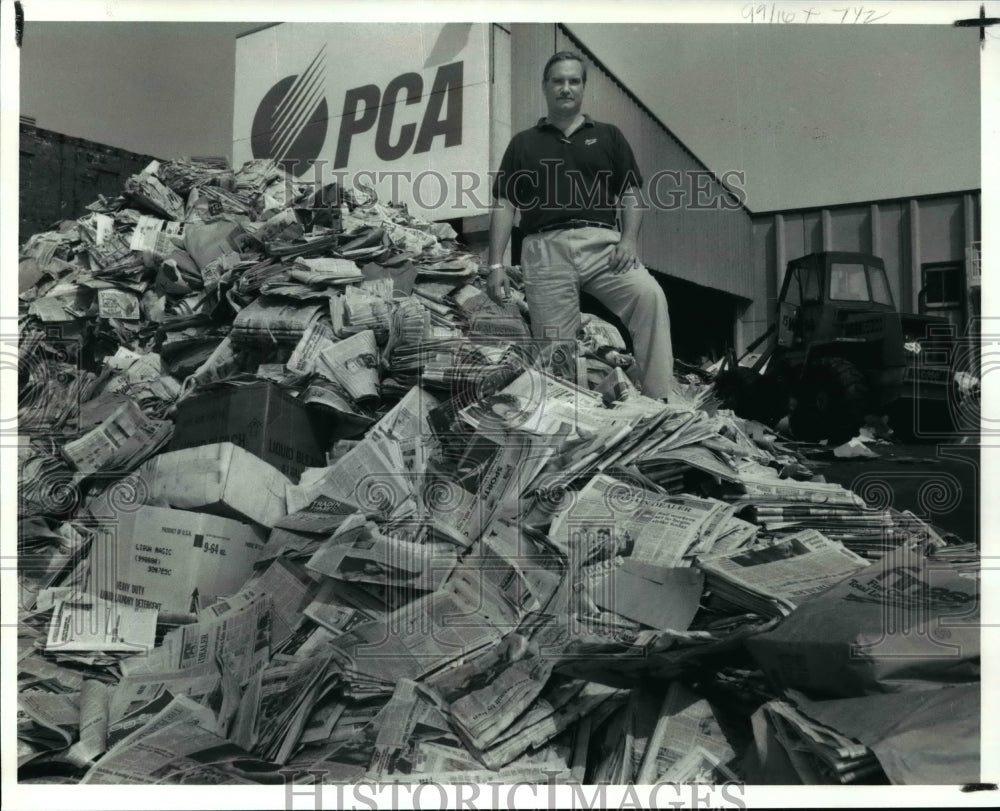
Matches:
[[746, 547, 979, 697]]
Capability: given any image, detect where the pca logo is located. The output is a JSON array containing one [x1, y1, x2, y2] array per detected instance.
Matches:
[[250, 45, 329, 174]]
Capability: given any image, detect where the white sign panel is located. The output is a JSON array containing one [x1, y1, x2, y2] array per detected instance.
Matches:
[[234, 22, 491, 220]]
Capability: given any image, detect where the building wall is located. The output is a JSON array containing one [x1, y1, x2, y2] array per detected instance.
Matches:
[[19, 123, 158, 242], [460, 24, 514, 245], [746, 218, 778, 351], [490, 24, 513, 195], [752, 191, 981, 325]]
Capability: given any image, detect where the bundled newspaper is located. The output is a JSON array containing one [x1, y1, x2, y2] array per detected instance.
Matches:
[[748, 698, 883, 784], [696, 528, 871, 617]]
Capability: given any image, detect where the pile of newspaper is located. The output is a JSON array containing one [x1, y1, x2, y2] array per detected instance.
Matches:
[[15, 157, 980, 786]]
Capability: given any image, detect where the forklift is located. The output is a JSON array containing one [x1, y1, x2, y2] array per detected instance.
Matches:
[[715, 251, 906, 443]]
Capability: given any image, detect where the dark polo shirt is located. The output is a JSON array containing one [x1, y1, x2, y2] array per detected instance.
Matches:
[[492, 115, 643, 235]]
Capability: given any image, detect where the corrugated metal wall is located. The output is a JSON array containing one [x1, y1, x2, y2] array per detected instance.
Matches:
[[747, 218, 778, 349], [509, 25, 555, 151], [752, 191, 980, 318]]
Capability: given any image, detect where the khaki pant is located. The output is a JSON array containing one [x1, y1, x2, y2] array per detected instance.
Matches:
[[521, 226, 674, 398]]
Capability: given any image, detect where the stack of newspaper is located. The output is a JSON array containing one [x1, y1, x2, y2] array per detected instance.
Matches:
[[414, 257, 480, 283], [412, 281, 470, 329], [330, 281, 394, 339], [18, 520, 95, 610], [285, 430, 414, 519], [364, 679, 580, 783], [736, 500, 907, 558], [265, 230, 346, 260], [79, 694, 264, 784], [227, 258, 286, 304], [588, 687, 657, 783], [636, 682, 740, 783], [548, 473, 743, 568], [307, 513, 457, 594], [327, 585, 504, 696], [382, 298, 451, 385], [156, 157, 236, 198], [123, 162, 185, 221], [231, 299, 327, 345], [451, 284, 529, 339], [731, 460, 866, 506], [60, 395, 173, 476], [751, 699, 883, 784], [17, 333, 97, 429], [696, 528, 871, 617]]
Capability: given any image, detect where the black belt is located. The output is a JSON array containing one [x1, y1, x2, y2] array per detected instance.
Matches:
[[527, 220, 615, 235]]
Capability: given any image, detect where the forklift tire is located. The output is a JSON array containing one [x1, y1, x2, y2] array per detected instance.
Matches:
[[715, 366, 788, 425], [789, 357, 868, 444]]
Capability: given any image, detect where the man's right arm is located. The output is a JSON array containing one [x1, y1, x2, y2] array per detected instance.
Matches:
[[487, 196, 516, 301]]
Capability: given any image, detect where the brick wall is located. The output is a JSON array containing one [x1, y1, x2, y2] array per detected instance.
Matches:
[[19, 123, 159, 243]]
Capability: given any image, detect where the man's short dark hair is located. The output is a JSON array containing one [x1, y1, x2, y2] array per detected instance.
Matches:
[[543, 51, 587, 83]]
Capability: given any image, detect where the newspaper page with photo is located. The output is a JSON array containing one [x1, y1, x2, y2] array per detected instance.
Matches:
[[285, 320, 338, 376], [423, 431, 553, 548], [315, 329, 380, 401], [548, 473, 732, 567], [697, 528, 870, 615]]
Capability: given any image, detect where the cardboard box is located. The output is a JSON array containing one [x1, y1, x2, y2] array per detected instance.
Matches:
[[168, 382, 329, 481], [89, 504, 267, 613], [138, 442, 290, 528]]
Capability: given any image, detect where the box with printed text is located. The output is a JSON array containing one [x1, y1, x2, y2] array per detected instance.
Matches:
[[168, 382, 329, 481], [89, 504, 267, 613]]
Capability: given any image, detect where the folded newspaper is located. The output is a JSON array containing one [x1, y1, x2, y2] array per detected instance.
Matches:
[[696, 528, 870, 616]]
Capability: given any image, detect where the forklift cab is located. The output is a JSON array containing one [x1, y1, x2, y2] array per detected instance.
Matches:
[[777, 252, 897, 352]]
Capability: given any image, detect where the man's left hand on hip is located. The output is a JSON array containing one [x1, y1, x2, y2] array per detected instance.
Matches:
[[609, 237, 639, 274]]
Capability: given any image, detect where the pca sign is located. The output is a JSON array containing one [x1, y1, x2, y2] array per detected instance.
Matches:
[[235, 23, 491, 218]]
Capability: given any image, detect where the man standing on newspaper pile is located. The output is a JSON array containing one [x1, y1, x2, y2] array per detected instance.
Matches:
[[486, 51, 674, 400]]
